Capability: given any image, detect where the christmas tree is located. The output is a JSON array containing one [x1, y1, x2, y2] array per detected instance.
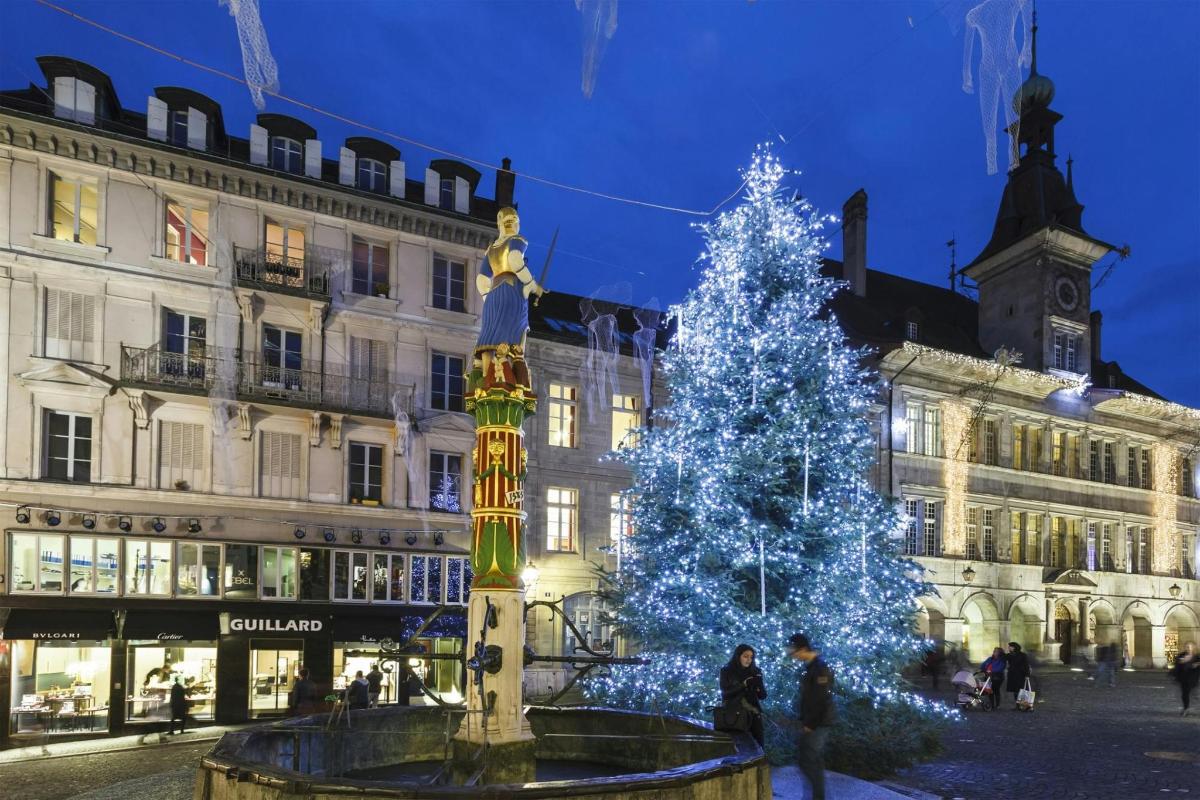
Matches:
[[593, 149, 948, 754]]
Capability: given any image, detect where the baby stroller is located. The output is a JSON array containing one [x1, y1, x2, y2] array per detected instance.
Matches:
[[952, 669, 993, 711]]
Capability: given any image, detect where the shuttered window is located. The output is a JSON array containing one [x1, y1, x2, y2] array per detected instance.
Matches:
[[158, 421, 205, 490], [260, 431, 302, 499], [44, 288, 95, 360]]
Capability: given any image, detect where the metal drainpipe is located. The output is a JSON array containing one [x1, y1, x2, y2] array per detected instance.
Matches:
[[887, 355, 920, 497]]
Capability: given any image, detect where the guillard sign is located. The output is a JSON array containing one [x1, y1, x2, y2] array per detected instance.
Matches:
[[226, 617, 324, 633]]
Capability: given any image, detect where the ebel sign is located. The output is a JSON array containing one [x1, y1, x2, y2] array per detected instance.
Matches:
[[224, 617, 324, 634]]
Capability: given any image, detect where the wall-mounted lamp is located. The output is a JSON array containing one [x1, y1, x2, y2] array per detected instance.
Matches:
[[188, 518, 202, 533], [294, 527, 307, 539], [15, 506, 31, 524], [152, 517, 167, 533], [46, 510, 61, 527], [323, 528, 336, 543], [118, 516, 133, 532], [82, 514, 96, 530]]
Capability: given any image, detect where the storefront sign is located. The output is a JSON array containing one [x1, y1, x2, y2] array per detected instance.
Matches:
[[30, 631, 82, 639], [1, 610, 114, 640], [227, 617, 324, 633], [156, 633, 185, 640]]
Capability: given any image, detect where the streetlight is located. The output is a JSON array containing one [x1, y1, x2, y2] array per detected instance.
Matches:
[[1169, 583, 1182, 599], [522, 562, 539, 589], [961, 564, 976, 584]]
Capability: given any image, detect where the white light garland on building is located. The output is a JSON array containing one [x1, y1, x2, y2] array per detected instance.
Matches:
[[940, 400, 971, 558], [1152, 443, 1180, 575]]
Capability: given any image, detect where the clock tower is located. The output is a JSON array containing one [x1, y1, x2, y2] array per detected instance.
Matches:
[[963, 13, 1116, 376]]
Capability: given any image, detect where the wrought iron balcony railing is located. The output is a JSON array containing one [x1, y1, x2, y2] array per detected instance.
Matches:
[[234, 245, 336, 298], [121, 344, 413, 419]]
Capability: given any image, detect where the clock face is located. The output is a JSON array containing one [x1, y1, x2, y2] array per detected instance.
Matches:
[[1054, 275, 1080, 313]]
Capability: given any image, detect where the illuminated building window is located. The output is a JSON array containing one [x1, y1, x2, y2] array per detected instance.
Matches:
[[546, 487, 577, 552], [902, 400, 940, 457], [966, 507, 979, 560], [548, 384, 578, 448], [611, 393, 642, 451], [982, 509, 996, 562]]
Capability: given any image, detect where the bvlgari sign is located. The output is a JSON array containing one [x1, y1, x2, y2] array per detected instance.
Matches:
[[222, 615, 324, 634]]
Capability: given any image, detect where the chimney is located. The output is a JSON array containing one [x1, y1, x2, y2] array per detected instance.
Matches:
[[495, 157, 516, 208], [842, 189, 868, 297], [1090, 310, 1102, 365]]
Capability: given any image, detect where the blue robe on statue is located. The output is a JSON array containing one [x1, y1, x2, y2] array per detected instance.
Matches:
[[476, 236, 530, 350]]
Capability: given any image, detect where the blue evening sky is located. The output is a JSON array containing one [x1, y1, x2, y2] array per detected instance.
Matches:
[[3, 0, 1196, 405]]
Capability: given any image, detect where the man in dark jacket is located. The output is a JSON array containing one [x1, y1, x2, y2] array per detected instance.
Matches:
[[288, 668, 318, 716], [788, 633, 835, 800], [366, 664, 384, 707], [168, 676, 188, 735]]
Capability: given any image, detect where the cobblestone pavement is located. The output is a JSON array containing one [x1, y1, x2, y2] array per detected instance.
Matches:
[[890, 669, 1200, 800], [0, 740, 210, 800]]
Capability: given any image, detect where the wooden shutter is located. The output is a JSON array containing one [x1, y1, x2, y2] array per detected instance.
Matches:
[[261, 431, 301, 498], [424, 168, 439, 205], [159, 421, 204, 489], [74, 81, 96, 125], [389, 160, 406, 198], [304, 139, 322, 179], [53, 77, 74, 119], [45, 289, 95, 360], [147, 96, 168, 141], [187, 107, 207, 150], [350, 337, 371, 380], [339, 147, 355, 185], [250, 124, 268, 166], [454, 177, 470, 214], [369, 340, 388, 380]]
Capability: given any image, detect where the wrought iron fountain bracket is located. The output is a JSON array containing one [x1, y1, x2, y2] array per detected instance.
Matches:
[[522, 597, 648, 705], [360, 604, 468, 708]]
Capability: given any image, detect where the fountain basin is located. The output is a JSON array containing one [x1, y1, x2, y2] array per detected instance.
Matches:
[[193, 705, 770, 799]]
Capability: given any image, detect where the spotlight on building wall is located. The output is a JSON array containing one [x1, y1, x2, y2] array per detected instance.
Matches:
[[323, 528, 336, 543], [188, 518, 202, 533], [405, 532, 418, 546], [15, 506, 31, 524], [379, 531, 392, 546], [294, 527, 307, 540], [46, 510, 61, 527], [433, 531, 444, 546], [118, 516, 133, 532], [152, 517, 167, 533], [351, 529, 363, 544], [82, 514, 97, 530]]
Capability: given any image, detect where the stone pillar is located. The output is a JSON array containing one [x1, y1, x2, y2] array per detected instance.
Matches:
[[1151, 624, 1168, 669], [1078, 598, 1091, 644], [943, 617, 965, 661]]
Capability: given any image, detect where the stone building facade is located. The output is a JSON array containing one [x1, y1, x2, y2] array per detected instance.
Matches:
[[0, 56, 518, 739], [826, 44, 1200, 669]]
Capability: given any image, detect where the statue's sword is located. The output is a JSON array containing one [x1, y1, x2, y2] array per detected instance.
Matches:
[[532, 226, 559, 307]]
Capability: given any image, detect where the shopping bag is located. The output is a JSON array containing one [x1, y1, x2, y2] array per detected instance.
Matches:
[[1017, 678, 1036, 710]]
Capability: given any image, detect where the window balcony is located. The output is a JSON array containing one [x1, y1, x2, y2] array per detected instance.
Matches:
[[233, 245, 335, 299], [120, 344, 413, 419]]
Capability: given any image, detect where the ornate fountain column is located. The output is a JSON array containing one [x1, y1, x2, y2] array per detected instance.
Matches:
[[451, 207, 542, 784]]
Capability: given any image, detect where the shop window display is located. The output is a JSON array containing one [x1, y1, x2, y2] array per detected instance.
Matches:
[[10, 532, 65, 593], [69, 535, 119, 594], [126, 642, 217, 722], [124, 539, 172, 595], [9, 640, 111, 734], [177, 542, 222, 597]]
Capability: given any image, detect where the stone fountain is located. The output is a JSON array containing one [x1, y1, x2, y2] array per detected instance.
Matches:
[[193, 208, 771, 799]]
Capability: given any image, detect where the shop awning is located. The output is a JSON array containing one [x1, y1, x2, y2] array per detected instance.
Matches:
[[122, 610, 220, 641], [330, 609, 467, 644], [1, 609, 115, 640]]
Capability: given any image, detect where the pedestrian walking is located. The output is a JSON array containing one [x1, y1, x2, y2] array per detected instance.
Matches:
[[1094, 643, 1117, 688], [718, 643, 768, 746], [366, 663, 384, 708], [347, 670, 370, 710], [788, 633, 835, 800], [1172, 642, 1200, 716], [922, 646, 945, 690], [1004, 642, 1031, 710], [168, 676, 188, 735], [981, 647, 1006, 709], [288, 667, 318, 716]]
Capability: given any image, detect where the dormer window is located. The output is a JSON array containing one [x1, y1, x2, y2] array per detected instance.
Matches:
[[906, 321, 920, 341], [52, 77, 96, 125], [168, 110, 190, 147], [270, 137, 303, 174], [357, 159, 387, 193], [440, 179, 455, 210]]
